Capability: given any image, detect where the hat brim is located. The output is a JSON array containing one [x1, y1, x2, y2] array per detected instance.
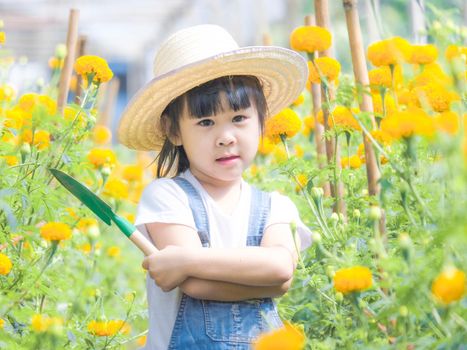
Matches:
[[118, 46, 308, 151]]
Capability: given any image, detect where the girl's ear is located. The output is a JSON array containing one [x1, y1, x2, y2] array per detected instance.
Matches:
[[161, 114, 182, 146]]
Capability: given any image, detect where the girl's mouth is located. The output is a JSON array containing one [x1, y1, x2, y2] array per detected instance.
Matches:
[[216, 155, 240, 164]]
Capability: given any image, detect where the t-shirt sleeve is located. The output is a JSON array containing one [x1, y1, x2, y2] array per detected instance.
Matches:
[[266, 192, 312, 250], [134, 178, 197, 231]]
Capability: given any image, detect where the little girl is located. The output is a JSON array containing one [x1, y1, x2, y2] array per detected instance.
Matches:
[[118, 24, 311, 350]]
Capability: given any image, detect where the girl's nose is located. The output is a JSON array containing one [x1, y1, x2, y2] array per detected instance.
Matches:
[[216, 130, 236, 147]]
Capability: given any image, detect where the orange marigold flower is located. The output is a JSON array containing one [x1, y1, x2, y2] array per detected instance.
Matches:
[[308, 57, 341, 84], [434, 111, 459, 135], [18, 93, 57, 116], [87, 148, 117, 169], [0, 84, 15, 101], [106, 246, 121, 258], [431, 267, 465, 304], [253, 322, 305, 350], [327, 106, 360, 131], [367, 37, 411, 67], [48, 57, 64, 70], [103, 178, 129, 200], [302, 115, 315, 137], [333, 266, 372, 294], [74, 55, 113, 84], [21, 129, 51, 150], [381, 107, 435, 139], [294, 144, 305, 158], [87, 320, 131, 337], [397, 88, 419, 107], [122, 164, 144, 182], [414, 83, 459, 113], [0, 253, 13, 275], [0, 319, 4, 329], [264, 108, 302, 144], [0, 32, 5, 45], [410, 63, 452, 89], [370, 129, 393, 146], [137, 335, 147, 346], [368, 65, 403, 91], [408, 44, 438, 65], [92, 125, 112, 145], [5, 107, 29, 129], [40, 222, 72, 241], [290, 26, 332, 53]]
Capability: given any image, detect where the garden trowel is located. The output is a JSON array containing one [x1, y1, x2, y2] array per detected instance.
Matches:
[[48, 168, 157, 256]]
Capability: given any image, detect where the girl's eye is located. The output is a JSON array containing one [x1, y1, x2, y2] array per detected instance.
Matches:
[[233, 115, 247, 123], [198, 119, 214, 127]]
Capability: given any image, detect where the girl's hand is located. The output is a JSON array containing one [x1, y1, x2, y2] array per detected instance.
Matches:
[[142, 245, 190, 292]]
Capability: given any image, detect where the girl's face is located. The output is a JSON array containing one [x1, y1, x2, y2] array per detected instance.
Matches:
[[174, 93, 260, 187]]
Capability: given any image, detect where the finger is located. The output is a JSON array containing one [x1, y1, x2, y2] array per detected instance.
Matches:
[[142, 257, 149, 270]]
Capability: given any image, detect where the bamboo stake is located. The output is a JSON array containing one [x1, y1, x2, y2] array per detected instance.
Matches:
[[74, 35, 87, 104], [314, 0, 346, 217], [57, 9, 79, 114], [304, 14, 331, 197], [343, 0, 385, 233]]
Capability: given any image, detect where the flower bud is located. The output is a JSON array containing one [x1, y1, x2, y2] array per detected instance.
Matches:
[[311, 231, 321, 243], [369, 206, 382, 220], [330, 212, 339, 223], [399, 305, 409, 317], [20, 142, 31, 156], [338, 213, 345, 223], [88, 224, 100, 238], [398, 232, 412, 249], [335, 292, 343, 302], [100, 166, 112, 177], [326, 265, 335, 278], [353, 209, 361, 218], [311, 186, 324, 200], [55, 44, 67, 59]]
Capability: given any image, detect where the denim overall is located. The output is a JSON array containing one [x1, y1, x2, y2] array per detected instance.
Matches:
[[168, 177, 283, 349]]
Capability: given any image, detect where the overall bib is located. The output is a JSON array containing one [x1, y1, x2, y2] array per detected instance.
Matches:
[[167, 177, 283, 349]]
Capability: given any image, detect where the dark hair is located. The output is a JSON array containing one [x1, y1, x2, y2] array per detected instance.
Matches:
[[155, 75, 267, 178]]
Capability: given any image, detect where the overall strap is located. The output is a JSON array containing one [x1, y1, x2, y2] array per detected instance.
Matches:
[[246, 186, 271, 246], [173, 177, 210, 247]]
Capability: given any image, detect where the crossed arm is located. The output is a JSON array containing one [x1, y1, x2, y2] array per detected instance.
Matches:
[[142, 222, 299, 302]]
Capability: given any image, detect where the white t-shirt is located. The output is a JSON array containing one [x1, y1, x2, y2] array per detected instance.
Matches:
[[135, 170, 312, 350]]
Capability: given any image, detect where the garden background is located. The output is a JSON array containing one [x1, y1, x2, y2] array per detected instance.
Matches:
[[0, 0, 466, 349]]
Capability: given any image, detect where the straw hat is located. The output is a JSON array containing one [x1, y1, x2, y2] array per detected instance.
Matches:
[[118, 24, 308, 151]]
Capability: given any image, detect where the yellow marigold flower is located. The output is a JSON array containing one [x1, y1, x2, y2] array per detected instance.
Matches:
[[77, 217, 99, 232], [106, 246, 121, 258], [410, 63, 452, 89], [327, 106, 361, 131], [87, 320, 131, 337], [0, 84, 15, 101], [31, 314, 63, 333], [1, 155, 18, 166], [253, 322, 305, 350], [48, 57, 63, 70], [0, 32, 5, 45], [20, 129, 51, 150], [370, 129, 393, 146], [445, 44, 467, 61], [302, 115, 315, 137], [434, 111, 459, 135], [294, 144, 304, 158], [334, 266, 372, 294], [87, 148, 117, 169], [74, 55, 113, 84], [123, 212, 135, 224], [308, 57, 341, 84], [0, 318, 4, 329], [367, 37, 411, 67], [408, 44, 438, 65], [272, 145, 287, 163], [368, 65, 402, 91], [103, 178, 129, 200], [381, 107, 435, 139], [291, 93, 305, 107], [372, 92, 396, 117], [432, 267, 465, 304], [264, 108, 302, 144], [18, 93, 57, 116], [5, 107, 29, 129], [122, 164, 144, 182], [357, 143, 366, 162], [414, 83, 459, 113], [341, 155, 362, 169], [290, 26, 332, 53], [92, 124, 112, 145], [40, 222, 72, 241], [0, 253, 13, 275], [397, 88, 419, 107]]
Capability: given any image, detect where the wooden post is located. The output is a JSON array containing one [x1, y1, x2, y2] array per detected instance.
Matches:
[[304, 14, 331, 197], [74, 35, 87, 104], [57, 9, 79, 114], [343, 0, 385, 234], [314, 0, 346, 217]]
